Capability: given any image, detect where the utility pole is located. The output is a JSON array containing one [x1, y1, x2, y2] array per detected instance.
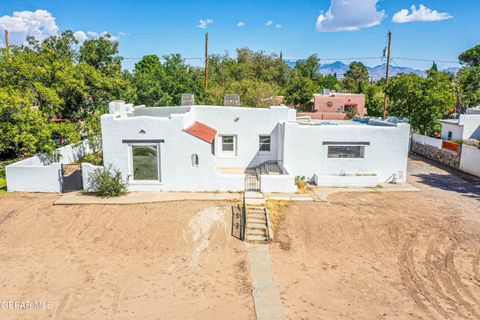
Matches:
[[383, 30, 392, 119], [205, 32, 209, 91], [4, 30, 9, 54]]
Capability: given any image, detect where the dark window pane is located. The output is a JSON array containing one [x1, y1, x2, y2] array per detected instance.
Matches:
[[132, 146, 159, 180], [259, 135, 271, 152], [327, 146, 364, 158], [222, 136, 234, 151]]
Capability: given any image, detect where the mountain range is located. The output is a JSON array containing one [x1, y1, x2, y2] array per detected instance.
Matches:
[[285, 60, 459, 81]]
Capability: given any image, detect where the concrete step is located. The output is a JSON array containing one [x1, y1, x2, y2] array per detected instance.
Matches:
[[244, 192, 263, 199], [245, 198, 266, 205], [247, 234, 268, 242], [247, 213, 266, 219], [247, 222, 267, 230], [247, 217, 267, 223], [247, 228, 267, 236]]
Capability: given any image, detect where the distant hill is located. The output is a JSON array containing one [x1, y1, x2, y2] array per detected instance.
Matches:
[[284, 60, 459, 80]]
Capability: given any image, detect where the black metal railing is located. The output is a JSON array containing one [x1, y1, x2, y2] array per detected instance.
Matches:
[[241, 191, 246, 241], [257, 160, 284, 175]]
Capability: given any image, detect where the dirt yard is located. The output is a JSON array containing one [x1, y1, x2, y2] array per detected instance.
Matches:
[[0, 197, 253, 319], [270, 155, 480, 320]]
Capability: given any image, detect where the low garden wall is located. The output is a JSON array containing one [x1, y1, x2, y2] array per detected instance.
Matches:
[[5, 140, 94, 192], [411, 141, 460, 169], [313, 173, 379, 187], [260, 174, 297, 193]]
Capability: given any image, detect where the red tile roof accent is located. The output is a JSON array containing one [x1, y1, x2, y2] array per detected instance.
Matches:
[[185, 121, 217, 144]]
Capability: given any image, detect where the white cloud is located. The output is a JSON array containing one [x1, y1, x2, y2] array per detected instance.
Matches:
[[0, 9, 59, 44], [236, 21, 245, 27], [265, 20, 273, 26], [74, 30, 118, 43], [275, 24, 282, 28], [392, 5, 452, 23], [315, 0, 385, 32], [198, 18, 213, 29], [73, 30, 88, 43]]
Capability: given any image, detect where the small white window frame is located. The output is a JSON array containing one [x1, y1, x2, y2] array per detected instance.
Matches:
[[259, 135, 271, 154], [220, 135, 237, 157]]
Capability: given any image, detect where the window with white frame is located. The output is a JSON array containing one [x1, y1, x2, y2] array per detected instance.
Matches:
[[221, 135, 236, 155], [131, 145, 160, 181], [327, 145, 365, 158], [259, 135, 271, 153]]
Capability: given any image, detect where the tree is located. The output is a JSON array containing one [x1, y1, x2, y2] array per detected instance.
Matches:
[[0, 88, 74, 158], [365, 84, 385, 117], [227, 79, 279, 107], [342, 62, 369, 93], [317, 74, 341, 91], [285, 74, 318, 108], [294, 54, 321, 81], [457, 45, 480, 107], [386, 73, 455, 134], [459, 45, 480, 66]]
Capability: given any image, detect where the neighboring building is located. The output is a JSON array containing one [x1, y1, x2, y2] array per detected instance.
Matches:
[[439, 108, 480, 140], [98, 100, 409, 192], [298, 90, 366, 120]]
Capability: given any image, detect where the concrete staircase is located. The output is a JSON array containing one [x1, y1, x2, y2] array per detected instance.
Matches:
[[244, 192, 271, 243]]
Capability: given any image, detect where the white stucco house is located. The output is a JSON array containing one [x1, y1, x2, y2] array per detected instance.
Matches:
[[98, 100, 410, 192], [439, 108, 480, 141]]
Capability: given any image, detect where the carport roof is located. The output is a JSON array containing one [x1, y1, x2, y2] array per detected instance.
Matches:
[[185, 121, 217, 144]]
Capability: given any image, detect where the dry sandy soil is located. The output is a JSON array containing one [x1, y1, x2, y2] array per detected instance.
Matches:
[[0, 197, 253, 320], [270, 155, 480, 320]]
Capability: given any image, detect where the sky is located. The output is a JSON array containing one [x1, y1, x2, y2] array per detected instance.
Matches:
[[0, 0, 479, 70]]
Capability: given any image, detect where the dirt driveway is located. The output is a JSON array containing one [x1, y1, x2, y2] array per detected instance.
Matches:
[[270, 155, 480, 320], [0, 197, 253, 320]]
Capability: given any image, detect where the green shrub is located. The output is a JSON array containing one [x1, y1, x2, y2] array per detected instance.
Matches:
[[295, 176, 307, 192], [87, 165, 128, 197], [81, 151, 103, 165]]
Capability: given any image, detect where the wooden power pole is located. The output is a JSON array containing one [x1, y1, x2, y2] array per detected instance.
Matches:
[[205, 32, 209, 90], [383, 30, 392, 119], [4, 30, 9, 53]]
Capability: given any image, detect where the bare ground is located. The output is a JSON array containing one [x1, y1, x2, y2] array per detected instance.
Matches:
[[0, 196, 253, 320], [270, 155, 480, 320]]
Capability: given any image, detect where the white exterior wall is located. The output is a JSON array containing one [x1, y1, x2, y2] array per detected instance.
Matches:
[[81, 163, 103, 192], [313, 173, 379, 187], [441, 123, 465, 140], [101, 110, 246, 192], [459, 114, 480, 139], [441, 114, 480, 140], [194, 106, 294, 168], [283, 122, 410, 183], [459, 145, 480, 177]]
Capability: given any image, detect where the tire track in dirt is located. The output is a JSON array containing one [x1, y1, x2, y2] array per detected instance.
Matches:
[[399, 216, 480, 320], [399, 234, 449, 319]]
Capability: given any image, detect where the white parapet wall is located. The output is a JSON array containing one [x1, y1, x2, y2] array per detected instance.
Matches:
[[459, 145, 480, 177], [260, 174, 297, 193], [412, 133, 442, 149]]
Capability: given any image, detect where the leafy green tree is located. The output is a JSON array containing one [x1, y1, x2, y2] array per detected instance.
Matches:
[[386, 73, 455, 134], [342, 61, 369, 93], [227, 79, 279, 107], [364, 84, 385, 117], [317, 74, 341, 91], [285, 74, 318, 108], [457, 45, 480, 107], [294, 54, 321, 81], [0, 88, 55, 158], [459, 45, 480, 66]]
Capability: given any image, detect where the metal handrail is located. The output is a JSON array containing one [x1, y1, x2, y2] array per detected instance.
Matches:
[[241, 192, 246, 241]]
